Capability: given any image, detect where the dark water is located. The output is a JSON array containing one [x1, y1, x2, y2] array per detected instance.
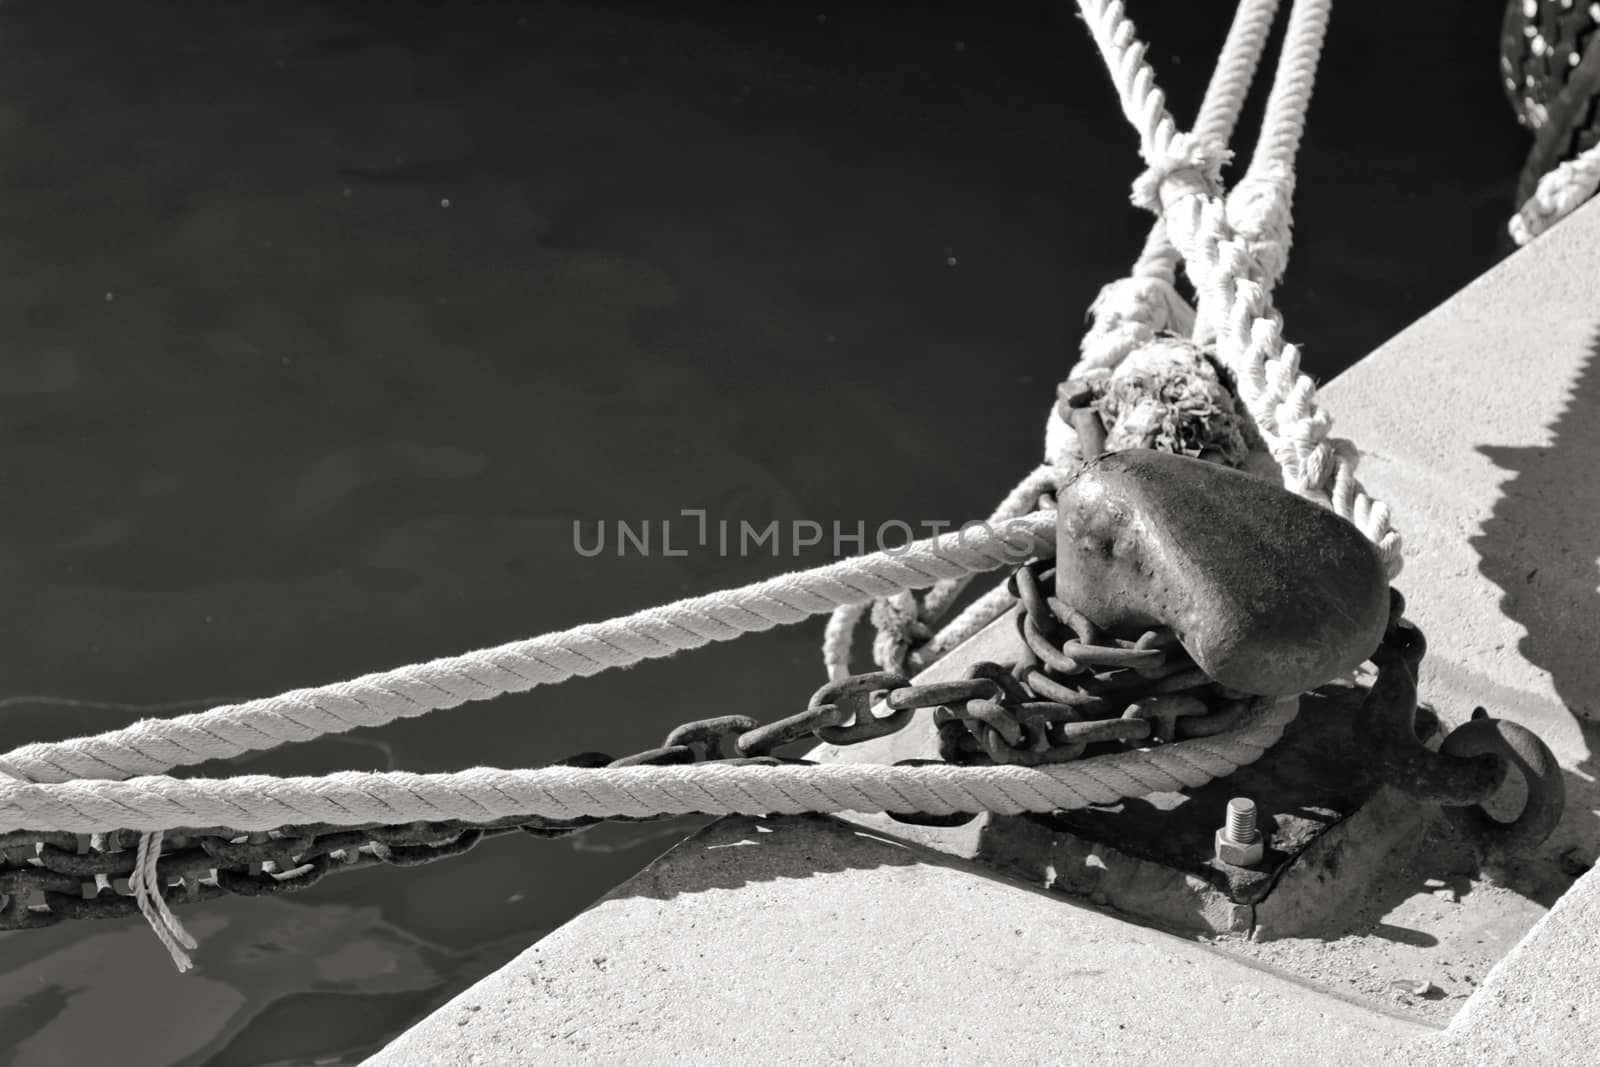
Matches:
[[0, 1, 1528, 1063]]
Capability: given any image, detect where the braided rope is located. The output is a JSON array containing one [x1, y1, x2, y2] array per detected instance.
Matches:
[[842, 2, 1288, 675], [3, 2, 1385, 969], [0, 699, 1298, 833], [0, 514, 1054, 785], [1135, 0, 1282, 305], [1075, 0, 1402, 576], [1060, 0, 1278, 444], [1510, 138, 1600, 245], [821, 465, 1057, 680]]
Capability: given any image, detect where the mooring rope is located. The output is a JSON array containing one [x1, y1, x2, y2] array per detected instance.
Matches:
[[1, 0, 1404, 971], [0, 1, 1373, 799], [829, 0, 1287, 681], [821, 464, 1057, 681], [1510, 138, 1600, 244], [0, 698, 1297, 833], [1076, 0, 1401, 574], [0, 515, 1054, 786]]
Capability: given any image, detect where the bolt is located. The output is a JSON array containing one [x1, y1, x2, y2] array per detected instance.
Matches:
[[1226, 797, 1257, 842], [1214, 796, 1264, 868]]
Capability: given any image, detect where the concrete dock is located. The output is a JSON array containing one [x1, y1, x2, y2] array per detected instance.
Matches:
[[366, 201, 1600, 1064]]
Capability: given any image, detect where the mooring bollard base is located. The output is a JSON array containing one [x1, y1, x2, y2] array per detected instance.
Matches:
[[811, 610, 1436, 938]]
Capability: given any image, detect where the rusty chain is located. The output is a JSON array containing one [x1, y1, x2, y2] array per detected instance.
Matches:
[[0, 561, 1550, 931]]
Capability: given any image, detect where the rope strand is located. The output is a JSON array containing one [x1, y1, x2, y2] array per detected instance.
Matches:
[[1073, 0, 1402, 576], [0, 514, 1054, 785], [0, 699, 1297, 833]]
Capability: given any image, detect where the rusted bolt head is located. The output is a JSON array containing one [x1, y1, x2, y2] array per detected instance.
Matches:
[[1214, 827, 1264, 868]]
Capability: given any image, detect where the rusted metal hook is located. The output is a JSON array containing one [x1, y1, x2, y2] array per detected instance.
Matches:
[[1439, 709, 1566, 855], [1359, 599, 1564, 853], [1358, 618, 1505, 805]]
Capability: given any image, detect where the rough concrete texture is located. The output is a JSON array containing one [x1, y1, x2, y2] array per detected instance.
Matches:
[[1316, 194, 1600, 924], [1385, 858, 1600, 1065], [366, 815, 1433, 1066], [369, 205, 1600, 1063], [1325, 201, 1600, 739]]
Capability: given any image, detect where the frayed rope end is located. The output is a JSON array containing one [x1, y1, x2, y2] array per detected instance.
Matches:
[[131, 830, 199, 972]]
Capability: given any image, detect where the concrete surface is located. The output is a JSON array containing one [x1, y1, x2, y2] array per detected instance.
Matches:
[[366, 202, 1600, 1063], [1390, 859, 1600, 1065], [1320, 186, 1600, 905], [366, 815, 1434, 1067]]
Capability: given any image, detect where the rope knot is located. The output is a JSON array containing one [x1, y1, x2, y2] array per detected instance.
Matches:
[[1070, 274, 1198, 381], [1131, 133, 1231, 214], [1086, 275, 1196, 337], [1225, 168, 1295, 289], [869, 592, 932, 675]]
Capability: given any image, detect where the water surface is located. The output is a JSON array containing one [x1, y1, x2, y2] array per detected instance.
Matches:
[[0, 1, 1528, 1063]]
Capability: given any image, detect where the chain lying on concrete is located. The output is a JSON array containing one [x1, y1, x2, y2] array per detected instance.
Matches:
[[0, 550, 1268, 931], [0, 558, 1202, 929], [0, 0, 1568, 975], [1, 553, 1565, 933], [931, 559, 1269, 768]]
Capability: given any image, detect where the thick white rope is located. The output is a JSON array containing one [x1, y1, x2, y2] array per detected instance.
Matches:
[[822, 465, 1056, 681], [1144, 0, 1282, 307], [0, 514, 1055, 785], [1217, 0, 1328, 305], [914, 578, 1025, 668], [0, 698, 1297, 833], [841, 2, 1287, 677], [1509, 139, 1600, 245], [1075, 0, 1402, 576], [0, 2, 1384, 969], [1059, 0, 1278, 432]]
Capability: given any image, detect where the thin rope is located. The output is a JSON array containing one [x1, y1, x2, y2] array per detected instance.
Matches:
[[0, 699, 1297, 833], [1510, 138, 1600, 245], [0, 513, 1055, 785], [914, 578, 1021, 669], [822, 465, 1057, 680], [129, 830, 196, 971]]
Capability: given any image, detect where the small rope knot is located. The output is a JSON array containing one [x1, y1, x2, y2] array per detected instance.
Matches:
[[1131, 133, 1232, 213], [869, 592, 931, 675]]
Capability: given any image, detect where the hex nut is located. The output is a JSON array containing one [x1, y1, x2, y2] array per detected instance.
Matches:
[[1214, 827, 1264, 867]]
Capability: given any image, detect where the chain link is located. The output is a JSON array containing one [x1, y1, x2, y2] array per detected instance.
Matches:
[[0, 561, 1461, 931]]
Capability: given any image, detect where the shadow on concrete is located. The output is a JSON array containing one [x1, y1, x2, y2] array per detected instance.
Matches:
[[603, 812, 1133, 930], [1474, 323, 1600, 724], [600, 813, 941, 901], [1471, 320, 1600, 890], [1292, 321, 1600, 939], [1370, 922, 1439, 949]]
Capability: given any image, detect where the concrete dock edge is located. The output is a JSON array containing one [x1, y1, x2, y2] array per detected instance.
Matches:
[[367, 200, 1600, 1064]]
